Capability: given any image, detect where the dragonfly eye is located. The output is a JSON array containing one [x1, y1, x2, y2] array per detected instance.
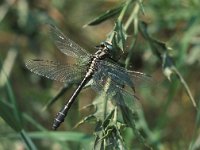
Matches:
[[104, 42, 113, 51], [106, 44, 113, 50], [99, 41, 113, 52]]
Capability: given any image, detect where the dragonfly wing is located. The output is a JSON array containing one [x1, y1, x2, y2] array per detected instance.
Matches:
[[25, 59, 86, 83], [92, 70, 139, 109], [92, 72, 132, 96], [49, 24, 91, 58], [98, 61, 135, 89], [99, 61, 152, 88], [126, 70, 153, 86]]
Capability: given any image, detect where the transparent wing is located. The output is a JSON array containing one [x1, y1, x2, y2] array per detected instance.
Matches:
[[92, 72, 135, 97], [98, 61, 135, 90], [25, 59, 86, 83], [49, 24, 91, 58], [99, 61, 152, 88], [92, 70, 139, 110]]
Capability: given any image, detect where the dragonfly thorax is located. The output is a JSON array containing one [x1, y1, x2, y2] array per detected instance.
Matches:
[[86, 42, 113, 78]]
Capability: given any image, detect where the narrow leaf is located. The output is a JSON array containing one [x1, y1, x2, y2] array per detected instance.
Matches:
[[20, 130, 37, 150], [139, 21, 196, 107], [0, 100, 22, 132], [28, 131, 93, 142], [84, 4, 124, 27]]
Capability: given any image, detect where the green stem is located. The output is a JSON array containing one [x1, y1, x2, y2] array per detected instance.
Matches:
[[107, 0, 132, 43], [20, 130, 37, 150], [124, 0, 142, 31], [118, 0, 132, 22], [125, 35, 138, 68]]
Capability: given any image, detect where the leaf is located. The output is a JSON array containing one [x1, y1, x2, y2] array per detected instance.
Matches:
[[93, 108, 127, 149], [189, 104, 200, 150], [84, 4, 124, 27], [139, 21, 197, 107], [20, 130, 37, 150], [114, 21, 127, 51], [27, 131, 93, 142], [107, 20, 127, 58], [74, 115, 98, 128], [0, 100, 22, 132], [0, 70, 23, 131]]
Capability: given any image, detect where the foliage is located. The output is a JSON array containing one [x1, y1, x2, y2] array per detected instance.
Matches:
[[0, 0, 200, 149]]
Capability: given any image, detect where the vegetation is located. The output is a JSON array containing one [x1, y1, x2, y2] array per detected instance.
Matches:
[[0, 0, 199, 149]]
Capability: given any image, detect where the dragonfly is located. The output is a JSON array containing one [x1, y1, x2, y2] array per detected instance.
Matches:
[[26, 24, 150, 130]]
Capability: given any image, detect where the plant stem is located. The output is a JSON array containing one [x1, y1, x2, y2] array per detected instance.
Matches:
[[124, 0, 142, 31]]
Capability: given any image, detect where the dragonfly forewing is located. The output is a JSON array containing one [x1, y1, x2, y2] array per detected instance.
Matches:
[[49, 24, 91, 58], [25, 59, 86, 83]]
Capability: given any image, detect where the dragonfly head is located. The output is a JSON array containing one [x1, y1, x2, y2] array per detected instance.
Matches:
[[102, 41, 113, 51], [95, 41, 112, 49], [95, 41, 113, 59]]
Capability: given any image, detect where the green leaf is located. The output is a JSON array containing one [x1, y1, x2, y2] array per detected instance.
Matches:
[[20, 130, 37, 150], [0, 99, 22, 132], [0, 70, 23, 131], [28, 131, 93, 142], [74, 115, 98, 128], [84, 4, 124, 27], [112, 21, 127, 52], [139, 21, 197, 107]]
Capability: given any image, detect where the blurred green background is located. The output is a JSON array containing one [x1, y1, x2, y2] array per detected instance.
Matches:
[[0, 0, 200, 149]]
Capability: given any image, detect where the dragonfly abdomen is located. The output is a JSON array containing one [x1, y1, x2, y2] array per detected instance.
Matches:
[[52, 76, 90, 130], [52, 111, 65, 130]]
